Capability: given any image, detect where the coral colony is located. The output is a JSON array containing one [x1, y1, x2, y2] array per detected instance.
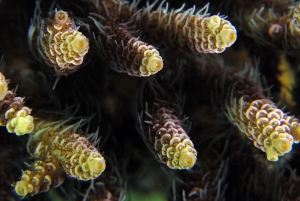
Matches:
[[2, 0, 300, 200]]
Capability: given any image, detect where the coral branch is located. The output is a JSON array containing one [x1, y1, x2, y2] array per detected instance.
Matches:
[[37, 10, 89, 76], [14, 118, 106, 197], [14, 157, 64, 197], [93, 23, 163, 76], [0, 72, 34, 135], [27, 120, 106, 181], [136, 3, 237, 53]]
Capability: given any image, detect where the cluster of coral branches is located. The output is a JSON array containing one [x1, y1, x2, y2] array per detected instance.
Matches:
[[1, 0, 300, 200]]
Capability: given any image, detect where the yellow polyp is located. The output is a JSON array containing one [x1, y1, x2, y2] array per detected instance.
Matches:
[[182, 138, 193, 146], [16, 109, 28, 117], [69, 168, 76, 177], [5, 108, 15, 119], [15, 181, 31, 197], [53, 23, 63, 31], [70, 154, 79, 165], [166, 147, 175, 158], [83, 172, 90, 179], [44, 175, 52, 183], [81, 162, 89, 172], [175, 143, 185, 151], [54, 11, 68, 25], [32, 176, 40, 185], [219, 28, 237, 45], [71, 35, 89, 54], [274, 138, 292, 153], [179, 151, 196, 169], [79, 154, 87, 164], [22, 173, 31, 181], [14, 116, 34, 135], [174, 151, 180, 159], [6, 122, 14, 133], [266, 146, 278, 161], [74, 165, 83, 176], [146, 54, 163, 72], [170, 137, 181, 146], [87, 157, 106, 174], [207, 15, 221, 30], [142, 58, 148, 66]]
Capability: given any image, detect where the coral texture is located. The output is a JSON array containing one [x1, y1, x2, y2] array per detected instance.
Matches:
[[150, 106, 197, 169], [0, 72, 34, 135], [14, 158, 64, 197], [14, 119, 106, 197], [88, 0, 164, 77], [98, 24, 163, 76], [38, 10, 89, 76], [28, 120, 106, 181], [227, 97, 296, 161], [3, 0, 300, 200], [137, 5, 237, 53]]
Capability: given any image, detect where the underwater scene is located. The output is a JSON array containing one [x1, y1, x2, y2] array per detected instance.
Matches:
[[1, 0, 300, 200]]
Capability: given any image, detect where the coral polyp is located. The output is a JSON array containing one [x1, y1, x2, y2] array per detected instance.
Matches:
[[3, 0, 300, 200]]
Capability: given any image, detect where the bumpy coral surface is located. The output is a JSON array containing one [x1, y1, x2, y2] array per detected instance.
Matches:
[[138, 6, 237, 53], [27, 120, 106, 181], [4, 0, 300, 200], [54, 134, 106, 180], [0, 72, 34, 135], [228, 97, 297, 161], [39, 10, 89, 76], [142, 104, 197, 170], [5, 107, 34, 135], [14, 158, 64, 197], [91, 20, 164, 76], [14, 119, 106, 197]]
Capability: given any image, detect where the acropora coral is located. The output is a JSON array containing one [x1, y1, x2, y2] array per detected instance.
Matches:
[[34, 9, 90, 76], [2, 0, 300, 200]]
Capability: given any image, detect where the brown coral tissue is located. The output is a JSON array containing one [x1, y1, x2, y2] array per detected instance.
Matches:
[[3, 0, 300, 201]]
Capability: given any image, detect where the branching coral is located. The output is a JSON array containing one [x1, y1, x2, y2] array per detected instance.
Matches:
[[14, 118, 106, 197], [3, 0, 300, 200], [0, 72, 34, 135], [14, 157, 64, 197], [136, 3, 237, 53], [93, 23, 163, 76], [144, 104, 197, 169], [33, 9, 89, 76], [136, 59, 197, 170], [184, 54, 300, 161], [87, 0, 164, 76], [226, 97, 296, 161], [221, 0, 300, 55]]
